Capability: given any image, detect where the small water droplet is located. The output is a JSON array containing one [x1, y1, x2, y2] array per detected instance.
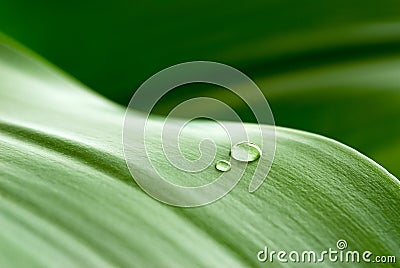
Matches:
[[215, 160, 231, 172], [231, 142, 262, 162]]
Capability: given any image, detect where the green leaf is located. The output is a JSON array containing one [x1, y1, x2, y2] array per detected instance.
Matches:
[[0, 36, 399, 267]]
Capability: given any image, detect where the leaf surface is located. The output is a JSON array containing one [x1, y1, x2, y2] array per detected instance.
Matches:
[[0, 37, 399, 267]]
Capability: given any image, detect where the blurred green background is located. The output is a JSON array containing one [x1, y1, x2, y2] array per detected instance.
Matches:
[[1, 0, 399, 177]]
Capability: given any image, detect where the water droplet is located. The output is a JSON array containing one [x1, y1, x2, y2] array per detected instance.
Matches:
[[215, 160, 231, 172], [230, 142, 262, 162]]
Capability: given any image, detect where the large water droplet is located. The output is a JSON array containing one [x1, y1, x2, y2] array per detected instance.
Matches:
[[215, 160, 231, 172], [230, 142, 262, 162]]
